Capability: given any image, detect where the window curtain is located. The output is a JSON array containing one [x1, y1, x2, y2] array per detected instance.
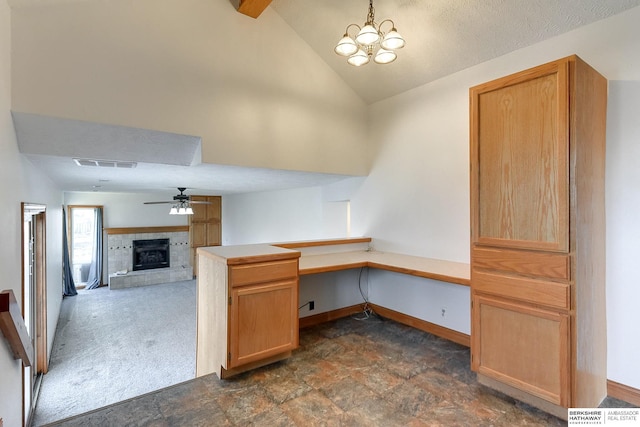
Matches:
[[85, 208, 103, 290], [62, 206, 77, 296]]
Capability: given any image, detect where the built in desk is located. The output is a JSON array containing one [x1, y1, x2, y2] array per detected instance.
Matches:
[[297, 250, 470, 286], [196, 238, 471, 378]]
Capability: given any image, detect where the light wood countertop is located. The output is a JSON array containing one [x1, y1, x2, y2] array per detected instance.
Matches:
[[299, 250, 470, 286]]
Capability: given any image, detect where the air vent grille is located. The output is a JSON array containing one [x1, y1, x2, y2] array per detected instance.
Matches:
[[73, 158, 137, 168]]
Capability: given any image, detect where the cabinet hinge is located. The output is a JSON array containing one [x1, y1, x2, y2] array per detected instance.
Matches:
[[229, 296, 232, 306], [228, 352, 231, 362]]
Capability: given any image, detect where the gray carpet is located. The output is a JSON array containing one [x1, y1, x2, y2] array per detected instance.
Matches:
[[32, 280, 196, 426]]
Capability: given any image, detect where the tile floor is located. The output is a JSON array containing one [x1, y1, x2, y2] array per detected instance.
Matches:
[[44, 315, 633, 426]]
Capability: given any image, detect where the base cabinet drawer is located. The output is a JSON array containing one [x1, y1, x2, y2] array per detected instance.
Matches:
[[472, 295, 570, 406], [230, 259, 298, 287]]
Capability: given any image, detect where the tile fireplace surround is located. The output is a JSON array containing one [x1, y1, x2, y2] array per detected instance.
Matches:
[[106, 227, 193, 289]]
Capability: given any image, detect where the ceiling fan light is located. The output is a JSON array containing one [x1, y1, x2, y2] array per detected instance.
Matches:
[[347, 49, 370, 66], [374, 48, 397, 64], [381, 29, 405, 50], [335, 35, 358, 56], [185, 206, 194, 215], [355, 24, 379, 45], [169, 206, 178, 215]]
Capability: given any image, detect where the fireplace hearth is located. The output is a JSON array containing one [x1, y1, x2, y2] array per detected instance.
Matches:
[[133, 238, 170, 271]]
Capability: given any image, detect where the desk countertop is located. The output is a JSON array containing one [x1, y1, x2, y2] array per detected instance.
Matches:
[[197, 244, 300, 265], [197, 240, 470, 286], [299, 250, 470, 286]]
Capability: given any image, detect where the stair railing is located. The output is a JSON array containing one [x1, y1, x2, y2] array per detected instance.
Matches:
[[0, 289, 34, 367]]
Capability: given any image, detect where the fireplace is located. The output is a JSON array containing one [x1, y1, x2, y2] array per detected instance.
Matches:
[[132, 238, 170, 271]]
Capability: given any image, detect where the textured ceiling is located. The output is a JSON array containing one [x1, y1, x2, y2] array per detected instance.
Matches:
[[10, 0, 640, 195], [271, 0, 640, 103]]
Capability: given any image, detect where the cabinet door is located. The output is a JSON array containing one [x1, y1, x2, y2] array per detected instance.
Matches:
[[191, 223, 207, 248], [472, 295, 569, 406], [228, 280, 298, 368], [204, 196, 222, 246], [470, 60, 569, 252], [189, 196, 222, 277]]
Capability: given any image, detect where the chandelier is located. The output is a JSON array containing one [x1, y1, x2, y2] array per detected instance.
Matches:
[[334, 0, 405, 66]]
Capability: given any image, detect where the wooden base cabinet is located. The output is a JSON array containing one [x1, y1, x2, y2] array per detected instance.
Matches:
[[473, 296, 570, 406], [196, 245, 300, 379], [470, 55, 607, 419]]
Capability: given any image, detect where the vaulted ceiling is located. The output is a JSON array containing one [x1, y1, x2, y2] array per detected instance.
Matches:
[[9, 0, 640, 195], [271, 0, 640, 104]]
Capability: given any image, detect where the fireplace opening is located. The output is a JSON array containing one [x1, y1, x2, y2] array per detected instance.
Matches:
[[132, 238, 170, 271]]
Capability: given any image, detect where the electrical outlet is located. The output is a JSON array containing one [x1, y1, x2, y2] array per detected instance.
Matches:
[[441, 308, 446, 318], [309, 301, 315, 311]]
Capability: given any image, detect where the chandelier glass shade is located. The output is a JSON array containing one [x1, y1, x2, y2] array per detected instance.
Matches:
[[334, 0, 405, 66], [169, 201, 194, 215]]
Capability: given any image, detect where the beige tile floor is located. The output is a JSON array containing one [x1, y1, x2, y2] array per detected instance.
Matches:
[[45, 315, 634, 426]]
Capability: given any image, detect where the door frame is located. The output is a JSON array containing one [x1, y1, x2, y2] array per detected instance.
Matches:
[[67, 205, 104, 287], [21, 202, 47, 426]]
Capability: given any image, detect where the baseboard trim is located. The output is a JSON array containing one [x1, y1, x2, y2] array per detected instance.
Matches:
[[300, 303, 471, 347], [368, 304, 471, 347], [299, 304, 365, 329], [608, 380, 640, 406]]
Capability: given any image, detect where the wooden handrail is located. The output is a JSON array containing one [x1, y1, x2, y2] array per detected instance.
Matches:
[[0, 289, 33, 367]]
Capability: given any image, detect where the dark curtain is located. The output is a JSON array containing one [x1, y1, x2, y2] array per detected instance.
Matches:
[[62, 206, 77, 296], [85, 208, 103, 290]]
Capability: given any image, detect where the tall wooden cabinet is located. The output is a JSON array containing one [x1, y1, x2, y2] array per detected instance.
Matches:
[[189, 196, 222, 276], [470, 56, 607, 418]]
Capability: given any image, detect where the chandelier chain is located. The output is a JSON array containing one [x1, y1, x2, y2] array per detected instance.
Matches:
[[366, 0, 376, 25]]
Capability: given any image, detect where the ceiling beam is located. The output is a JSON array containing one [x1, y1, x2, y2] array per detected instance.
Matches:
[[234, 0, 272, 19]]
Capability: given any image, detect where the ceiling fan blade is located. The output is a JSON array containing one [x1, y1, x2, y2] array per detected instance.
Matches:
[[144, 188, 215, 206]]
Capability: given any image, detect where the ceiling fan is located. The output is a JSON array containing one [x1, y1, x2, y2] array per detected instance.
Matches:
[[143, 187, 210, 215]]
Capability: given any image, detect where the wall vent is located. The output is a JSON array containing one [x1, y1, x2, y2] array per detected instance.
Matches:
[[73, 158, 137, 168]]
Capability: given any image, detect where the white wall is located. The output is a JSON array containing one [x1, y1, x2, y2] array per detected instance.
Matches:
[[64, 191, 190, 228], [605, 81, 640, 389], [10, 0, 368, 177], [299, 270, 367, 319], [222, 185, 354, 245], [0, 1, 64, 424]]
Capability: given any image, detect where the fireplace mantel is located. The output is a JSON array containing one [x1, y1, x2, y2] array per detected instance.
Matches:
[[105, 226, 189, 235]]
